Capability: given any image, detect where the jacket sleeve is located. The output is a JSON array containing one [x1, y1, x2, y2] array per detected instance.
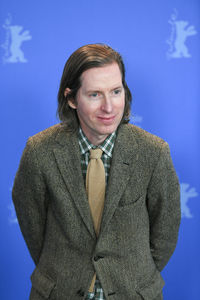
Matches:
[[147, 142, 181, 271], [12, 138, 48, 265]]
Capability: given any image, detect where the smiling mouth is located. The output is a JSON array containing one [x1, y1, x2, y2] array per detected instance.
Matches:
[[98, 116, 115, 120], [97, 116, 116, 124]]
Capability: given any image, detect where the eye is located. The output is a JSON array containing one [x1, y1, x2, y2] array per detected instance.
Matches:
[[113, 89, 121, 95], [89, 91, 103, 99], [90, 92, 98, 98]]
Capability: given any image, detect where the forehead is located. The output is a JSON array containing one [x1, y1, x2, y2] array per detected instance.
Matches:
[[80, 63, 122, 90]]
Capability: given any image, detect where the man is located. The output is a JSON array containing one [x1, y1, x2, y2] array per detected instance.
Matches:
[[12, 44, 181, 300]]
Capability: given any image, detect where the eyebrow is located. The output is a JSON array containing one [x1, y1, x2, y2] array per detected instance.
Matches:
[[86, 85, 123, 93]]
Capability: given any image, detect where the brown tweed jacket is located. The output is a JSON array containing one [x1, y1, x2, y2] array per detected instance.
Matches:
[[12, 123, 181, 300]]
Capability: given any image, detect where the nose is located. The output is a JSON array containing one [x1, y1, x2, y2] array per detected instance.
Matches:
[[101, 95, 112, 113]]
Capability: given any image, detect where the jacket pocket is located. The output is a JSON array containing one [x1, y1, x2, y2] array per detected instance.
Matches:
[[118, 192, 146, 208], [136, 270, 164, 300], [31, 267, 56, 299]]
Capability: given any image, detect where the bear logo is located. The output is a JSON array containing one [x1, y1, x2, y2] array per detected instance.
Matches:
[[166, 10, 197, 59], [1, 14, 32, 63], [180, 183, 198, 218]]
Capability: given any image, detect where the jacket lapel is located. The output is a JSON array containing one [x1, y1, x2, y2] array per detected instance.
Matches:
[[53, 126, 96, 239], [100, 125, 139, 234], [51, 124, 140, 239]]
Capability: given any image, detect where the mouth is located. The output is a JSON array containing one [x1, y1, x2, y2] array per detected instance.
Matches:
[[97, 115, 115, 124]]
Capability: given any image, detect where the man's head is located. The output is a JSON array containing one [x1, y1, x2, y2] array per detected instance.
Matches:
[[57, 44, 132, 140]]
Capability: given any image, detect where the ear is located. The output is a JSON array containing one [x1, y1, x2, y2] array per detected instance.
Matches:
[[64, 87, 71, 98], [64, 88, 77, 109]]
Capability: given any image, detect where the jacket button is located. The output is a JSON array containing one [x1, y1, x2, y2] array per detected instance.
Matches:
[[77, 289, 84, 297], [94, 255, 104, 261]]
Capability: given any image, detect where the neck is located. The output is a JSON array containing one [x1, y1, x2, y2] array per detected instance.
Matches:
[[87, 133, 109, 146]]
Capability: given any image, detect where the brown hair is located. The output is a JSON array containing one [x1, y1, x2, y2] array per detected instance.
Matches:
[[57, 43, 132, 130]]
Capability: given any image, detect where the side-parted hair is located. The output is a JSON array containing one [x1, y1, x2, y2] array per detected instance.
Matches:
[[57, 43, 132, 130]]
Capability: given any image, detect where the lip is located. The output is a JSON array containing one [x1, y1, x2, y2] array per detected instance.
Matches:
[[97, 115, 115, 124]]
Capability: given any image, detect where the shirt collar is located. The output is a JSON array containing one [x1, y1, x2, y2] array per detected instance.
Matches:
[[78, 127, 116, 158]]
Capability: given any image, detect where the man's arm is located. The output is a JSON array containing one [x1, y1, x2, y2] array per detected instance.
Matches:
[[147, 142, 181, 271], [12, 138, 48, 265]]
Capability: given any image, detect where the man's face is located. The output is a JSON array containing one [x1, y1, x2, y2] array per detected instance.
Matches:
[[68, 63, 125, 145]]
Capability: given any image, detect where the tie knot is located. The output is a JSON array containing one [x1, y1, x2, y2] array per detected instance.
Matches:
[[90, 148, 103, 159]]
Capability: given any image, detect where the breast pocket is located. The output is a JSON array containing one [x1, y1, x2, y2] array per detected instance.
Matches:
[[118, 192, 146, 208], [112, 194, 145, 237], [111, 192, 149, 247]]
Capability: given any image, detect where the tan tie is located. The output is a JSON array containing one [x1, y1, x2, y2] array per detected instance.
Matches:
[[86, 148, 106, 292]]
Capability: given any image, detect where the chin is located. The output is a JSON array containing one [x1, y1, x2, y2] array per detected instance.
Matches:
[[99, 126, 118, 135]]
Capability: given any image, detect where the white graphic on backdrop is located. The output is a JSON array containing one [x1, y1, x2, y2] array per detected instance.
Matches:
[[8, 202, 18, 224], [1, 14, 32, 63], [8, 185, 18, 224], [166, 9, 197, 59], [180, 183, 198, 218], [130, 114, 143, 127]]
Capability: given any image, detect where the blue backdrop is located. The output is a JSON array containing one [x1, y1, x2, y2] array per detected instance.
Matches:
[[0, 1, 199, 299]]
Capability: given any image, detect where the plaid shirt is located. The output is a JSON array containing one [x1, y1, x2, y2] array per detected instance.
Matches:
[[78, 128, 116, 185], [78, 127, 116, 300]]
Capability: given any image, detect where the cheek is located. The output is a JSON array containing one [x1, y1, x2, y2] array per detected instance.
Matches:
[[115, 97, 125, 111], [77, 102, 97, 119]]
